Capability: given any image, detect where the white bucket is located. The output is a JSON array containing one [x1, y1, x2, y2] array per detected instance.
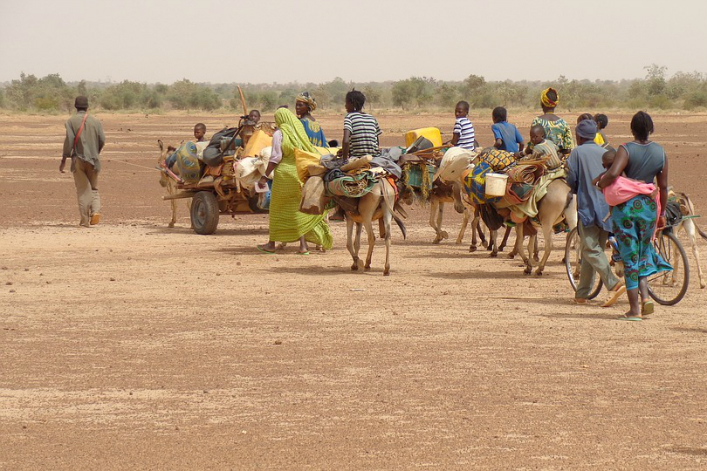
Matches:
[[485, 172, 508, 197]]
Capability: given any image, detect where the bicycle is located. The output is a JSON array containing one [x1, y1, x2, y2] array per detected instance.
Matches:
[[565, 224, 689, 305]]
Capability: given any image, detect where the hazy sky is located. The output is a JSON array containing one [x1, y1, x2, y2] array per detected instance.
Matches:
[[2, 0, 706, 85]]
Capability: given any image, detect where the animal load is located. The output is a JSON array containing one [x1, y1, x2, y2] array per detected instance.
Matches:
[[504, 164, 544, 205], [476, 147, 516, 172], [172, 142, 202, 184], [300, 176, 327, 215], [404, 127, 443, 149], [326, 170, 381, 198]]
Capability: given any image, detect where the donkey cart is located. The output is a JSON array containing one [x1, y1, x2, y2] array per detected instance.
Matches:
[[158, 109, 272, 235]]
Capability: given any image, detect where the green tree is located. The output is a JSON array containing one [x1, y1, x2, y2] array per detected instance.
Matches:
[[392, 77, 435, 109], [436, 83, 460, 108], [644, 64, 667, 97], [362, 86, 381, 110]]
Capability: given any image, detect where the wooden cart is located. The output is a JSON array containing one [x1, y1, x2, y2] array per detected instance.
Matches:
[[159, 117, 269, 235]]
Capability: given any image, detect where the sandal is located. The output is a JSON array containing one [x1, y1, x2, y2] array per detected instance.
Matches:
[[601, 283, 627, 308], [642, 301, 655, 316], [256, 244, 276, 254], [617, 314, 643, 321]]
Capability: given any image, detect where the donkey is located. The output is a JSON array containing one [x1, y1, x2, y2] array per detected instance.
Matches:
[[344, 179, 406, 276], [157, 140, 185, 228], [670, 190, 707, 288], [513, 178, 573, 276]]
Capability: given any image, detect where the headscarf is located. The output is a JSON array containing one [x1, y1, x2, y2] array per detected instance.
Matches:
[[296, 91, 317, 112], [274, 108, 317, 155], [540, 87, 559, 108]]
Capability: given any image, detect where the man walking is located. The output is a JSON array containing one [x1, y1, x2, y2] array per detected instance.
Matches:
[[566, 119, 625, 306], [61, 96, 105, 227]]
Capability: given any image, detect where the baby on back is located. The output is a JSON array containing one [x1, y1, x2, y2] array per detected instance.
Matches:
[[598, 149, 658, 210]]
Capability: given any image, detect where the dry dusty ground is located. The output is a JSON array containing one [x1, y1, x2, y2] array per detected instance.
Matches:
[[1, 111, 706, 470]]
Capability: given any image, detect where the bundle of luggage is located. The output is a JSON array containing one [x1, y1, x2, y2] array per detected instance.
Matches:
[[168, 123, 276, 187], [298, 148, 403, 216], [463, 147, 549, 205]]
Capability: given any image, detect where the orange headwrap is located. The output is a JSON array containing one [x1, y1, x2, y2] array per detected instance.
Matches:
[[541, 87, 559, 108]]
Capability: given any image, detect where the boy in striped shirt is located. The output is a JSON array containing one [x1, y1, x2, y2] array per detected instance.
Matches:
[[451, 101, 475, 150]]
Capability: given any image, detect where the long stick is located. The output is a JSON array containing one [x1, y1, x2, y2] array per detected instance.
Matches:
[[162, 191, 197, 200], [238, 85, 248, 116]]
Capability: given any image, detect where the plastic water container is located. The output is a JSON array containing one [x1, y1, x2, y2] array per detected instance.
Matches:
[[404, 127, 443, 148], [485, 173, 509, 197], [243, 129, 273, 157]]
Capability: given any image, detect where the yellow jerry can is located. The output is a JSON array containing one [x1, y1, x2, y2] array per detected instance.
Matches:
[[243, 129, 273, 157], [404, 127, 443, 148]]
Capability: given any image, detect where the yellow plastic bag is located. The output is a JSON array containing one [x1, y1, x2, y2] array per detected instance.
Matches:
[[294, 147, 339, 182]]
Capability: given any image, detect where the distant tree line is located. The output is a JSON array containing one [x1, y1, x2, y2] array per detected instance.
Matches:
[[2, 65, 706, 113]]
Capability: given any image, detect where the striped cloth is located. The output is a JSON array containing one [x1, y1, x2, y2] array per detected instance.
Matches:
[[454, 117, 475, 150], [268, 108, 333, 249], [344, 111, 381, 157]]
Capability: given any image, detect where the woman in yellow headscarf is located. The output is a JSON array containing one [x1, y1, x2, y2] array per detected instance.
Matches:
[[256, 108, 333, 255], [295, 91, 329, 147], [530, 87, 574, 158]]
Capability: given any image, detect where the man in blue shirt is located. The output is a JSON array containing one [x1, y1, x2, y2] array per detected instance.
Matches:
[[491, 107, 524, 153], [566, 119, 625, 306]]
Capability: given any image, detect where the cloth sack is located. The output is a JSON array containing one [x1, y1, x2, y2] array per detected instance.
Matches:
[[203, 127, 239, 167], [436, 146, 475, 183], [300, 176, 328, 215], [174, 141, 202, 184], [478, 147, 516, 172], [463, 161, 500, 205], [326, 171, 377, 198], [295, 147, 332, 182]]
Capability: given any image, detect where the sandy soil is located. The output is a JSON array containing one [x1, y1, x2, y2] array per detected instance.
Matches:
[[1, 111, 706, 470]]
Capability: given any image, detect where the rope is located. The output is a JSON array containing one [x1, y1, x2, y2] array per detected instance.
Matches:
[[109, 159, 162, 173]]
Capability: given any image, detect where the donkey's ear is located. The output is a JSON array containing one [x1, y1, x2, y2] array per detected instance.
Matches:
[[158, 139, 164, 150]]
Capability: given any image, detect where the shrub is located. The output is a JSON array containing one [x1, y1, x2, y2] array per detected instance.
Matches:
[[684, 91, 707, 110]]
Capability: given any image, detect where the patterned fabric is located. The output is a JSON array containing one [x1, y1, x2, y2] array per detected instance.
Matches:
[[173, 141, 201, 184], [505, 163, 544, 204], [464, 161, 498, 205], [300, 117, 328, 147], [478, 147, 516, 172], [540, 87, 559, 108], [326, 172, 378, 198], [531, 117, 574, 155], [611, 194, 672, 290], [453, 116, 476, 150], [268, 108, 332, 249], [344, 111, 382, 158], [525, 140, 562, 170], [296, 91, 317, 111]]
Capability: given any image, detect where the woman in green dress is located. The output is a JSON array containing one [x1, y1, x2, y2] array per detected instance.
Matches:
[[256, 108, 333, 255], [530, 87, 574, 158]]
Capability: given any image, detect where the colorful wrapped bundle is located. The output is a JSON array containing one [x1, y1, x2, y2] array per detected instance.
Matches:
[[462, 161, 501, 205], [326, 173, 377, 198], [173, 141, 201, 184], [477, 147, 516, 172]]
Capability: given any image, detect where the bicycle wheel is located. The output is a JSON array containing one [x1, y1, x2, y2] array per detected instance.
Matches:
[[565, 227, 603, 299], [648, 230, 690, 305]]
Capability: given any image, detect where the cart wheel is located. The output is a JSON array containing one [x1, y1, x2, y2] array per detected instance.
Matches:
[[191, 191, 219, 235]]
